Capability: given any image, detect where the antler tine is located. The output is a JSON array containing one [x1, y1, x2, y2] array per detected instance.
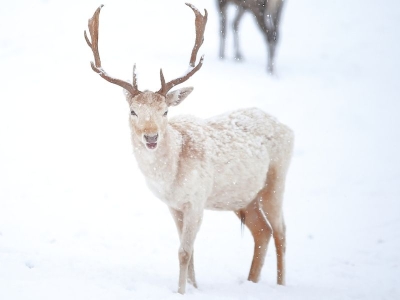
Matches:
[[85, 5, 141, 97], [157, 3, 208, 96], [186, 3, 208, 67], [132, 64, 138, 91]]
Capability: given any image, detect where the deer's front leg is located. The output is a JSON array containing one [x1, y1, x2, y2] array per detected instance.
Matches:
[[218, 4, 228, 59], [176, 203, 203, 294], [232, 6, 245, 61], [169, 207, 197, 288]]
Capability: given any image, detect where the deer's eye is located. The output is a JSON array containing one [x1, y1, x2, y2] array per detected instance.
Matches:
[[131, 110, 137, 116], [163, 110, 168, 117]]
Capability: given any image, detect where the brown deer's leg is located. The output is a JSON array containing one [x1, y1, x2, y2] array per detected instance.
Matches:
[[259, 166, 287, 285], [265, 0, 285, 74], [266, 42, 276, 74], [232, 6, 245, 61], [265, 16, 278, 74], [235, 199, 273, 282], [217, 1, 228, 59]]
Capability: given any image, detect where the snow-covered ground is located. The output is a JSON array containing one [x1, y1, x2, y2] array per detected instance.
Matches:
[[1, 0, 399, 299]]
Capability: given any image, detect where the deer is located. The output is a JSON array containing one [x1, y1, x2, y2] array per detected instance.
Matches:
[[216, 0, 285, 74], [85, 3, 294, 295]]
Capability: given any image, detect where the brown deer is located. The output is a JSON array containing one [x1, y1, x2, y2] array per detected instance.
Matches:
[[85, 3, 293, 294], [217, 0, 285, 74]]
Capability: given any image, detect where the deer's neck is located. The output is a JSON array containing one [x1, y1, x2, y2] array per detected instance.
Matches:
[[131, 125, 181, 185]]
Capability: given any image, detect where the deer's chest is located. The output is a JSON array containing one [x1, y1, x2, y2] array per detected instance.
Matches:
[[144, 167, 211, 211]]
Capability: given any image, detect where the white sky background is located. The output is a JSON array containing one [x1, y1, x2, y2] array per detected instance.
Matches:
[[0, 0, 399, 299]]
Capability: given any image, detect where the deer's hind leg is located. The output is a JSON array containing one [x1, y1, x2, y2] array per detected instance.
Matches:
[[217, 0, 229, 59], [232, 5, 245, 61], [235, 199, 273, 283], [259, 166, 287, 285]]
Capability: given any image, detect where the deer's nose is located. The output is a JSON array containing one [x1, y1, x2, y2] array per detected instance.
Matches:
[[144, 133, 158, 143]]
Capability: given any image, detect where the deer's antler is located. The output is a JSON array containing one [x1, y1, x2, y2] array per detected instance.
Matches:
[[84, 5, 141, 97], [157, 3, 208, 96]]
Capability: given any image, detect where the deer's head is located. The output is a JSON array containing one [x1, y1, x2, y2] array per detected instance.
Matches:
[[84, 4, 207, 151]]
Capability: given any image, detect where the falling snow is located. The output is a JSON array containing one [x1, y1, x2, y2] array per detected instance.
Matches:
[[0, 0, 399, 300]]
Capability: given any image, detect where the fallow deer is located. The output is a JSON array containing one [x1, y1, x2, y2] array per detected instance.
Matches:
[[216, 0, 285, 74], [85, 3, 294, 294]]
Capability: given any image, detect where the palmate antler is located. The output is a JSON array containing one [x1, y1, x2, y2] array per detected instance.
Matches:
[[84, 3, 207, 98], [157, 3, 208, 96], [84, 5, 141, 97]]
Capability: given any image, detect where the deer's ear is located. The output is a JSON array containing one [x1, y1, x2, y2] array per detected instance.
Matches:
[[166, 87, 194, 107]]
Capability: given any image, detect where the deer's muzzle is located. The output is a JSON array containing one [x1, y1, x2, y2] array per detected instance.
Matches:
[[144, 134, 158, 150]]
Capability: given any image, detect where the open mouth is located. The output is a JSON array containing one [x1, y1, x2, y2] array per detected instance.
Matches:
[[146, 142, 158, 150], [144, 133, 159, 150]]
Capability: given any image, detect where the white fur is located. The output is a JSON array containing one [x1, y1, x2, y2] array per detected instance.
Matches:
[[125, 88, 294, 294]]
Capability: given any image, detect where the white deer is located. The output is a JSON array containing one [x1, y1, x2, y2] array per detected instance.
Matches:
[[85, 3, 294, 295]]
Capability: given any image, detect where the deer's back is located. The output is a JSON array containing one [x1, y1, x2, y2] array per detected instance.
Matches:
[[170, 108, 293, 211], [219, 0, 282, 15]]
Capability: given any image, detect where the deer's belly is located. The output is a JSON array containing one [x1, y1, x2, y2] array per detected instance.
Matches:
[[205, 163, 269, 211]]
